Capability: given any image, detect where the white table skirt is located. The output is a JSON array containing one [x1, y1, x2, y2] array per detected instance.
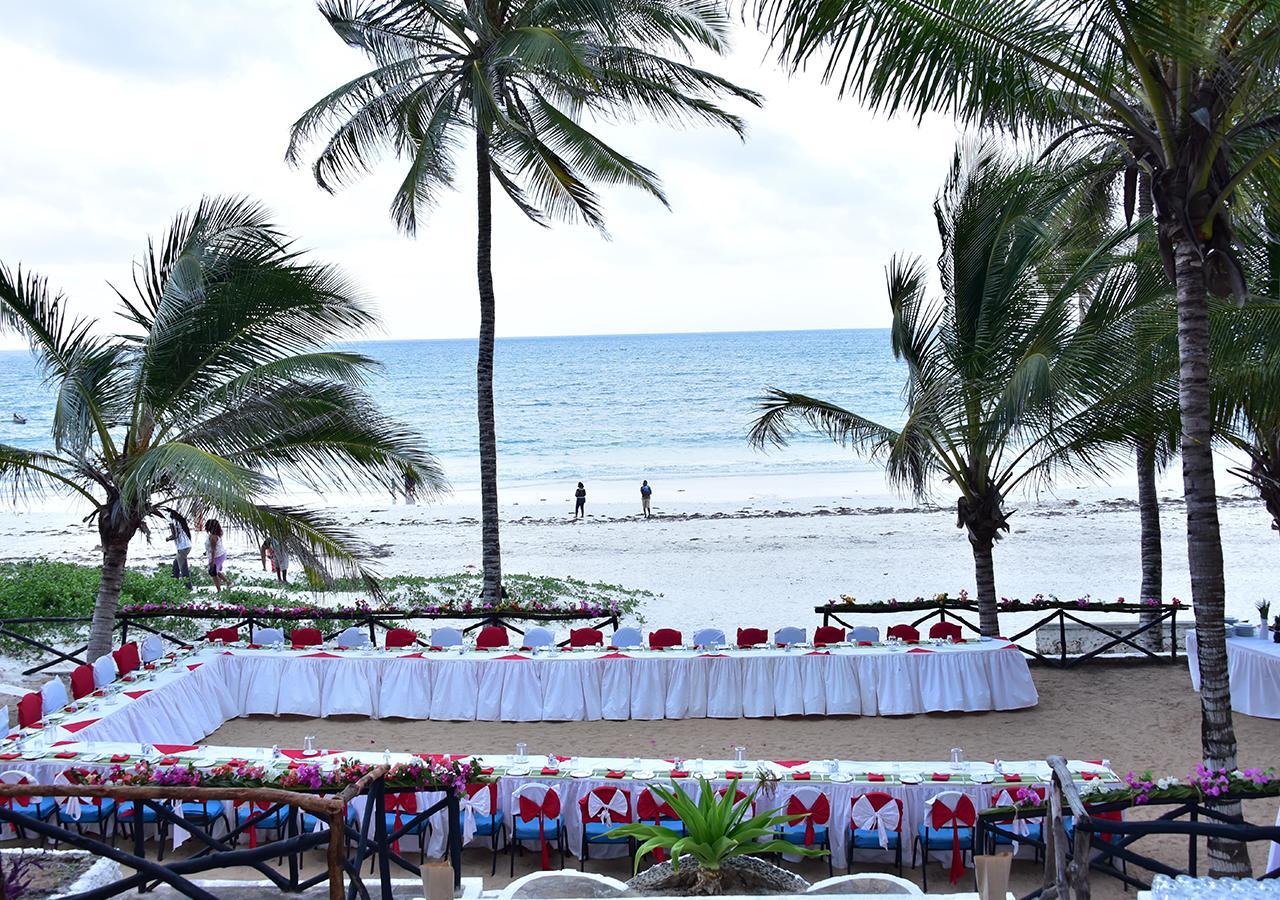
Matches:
[[203, 642, 1037, 722], [1185, 631, 1280, 719]]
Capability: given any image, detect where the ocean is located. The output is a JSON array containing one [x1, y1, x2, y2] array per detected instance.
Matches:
[[0, 329, 906, 491]]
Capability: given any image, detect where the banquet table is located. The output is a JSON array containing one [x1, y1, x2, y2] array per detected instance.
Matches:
[[1185, 630, 1280, 719], [84, 638, 1038, 725]]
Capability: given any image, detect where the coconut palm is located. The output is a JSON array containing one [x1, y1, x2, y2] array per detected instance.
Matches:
[[287, 0, 761, 602], [0, 196, 443, 662], [753, 0, 1280, 871], [750, 146, 1147, 636]]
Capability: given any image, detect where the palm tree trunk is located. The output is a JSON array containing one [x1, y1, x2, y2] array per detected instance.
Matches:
[[1136, 438, 1164, 651], [87, 535, 130, 663], [969, 534, 999, 637], [475, 131, 502, 602], [1173, 235, 1249, 877]]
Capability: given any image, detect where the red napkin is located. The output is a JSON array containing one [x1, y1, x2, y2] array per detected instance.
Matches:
[[866, 773, 885, 782], [124, 690, 151, 700], [399, 652, 425, 659], [724, 770, 743, 779], [479, 767, 494, 775], [25, 722, 42, 730], [301, 652, 340, 658], [905, 639, 921, 645], [143, 663, 156, 670], [606, 770, 626, 779], [791, 771, 811, 780], [1082, 772, 1100, 780], [247, 644, 263, 650], [540, 767, 560, 776], [698, 653, 728, 658], [0, 753, 20, 760], [775, 760, 808, 767], [670, 770, 689, 778], [555, 755, 571, 762], [1002, 774, 1022, 782], [111, 754, 131, 762], [856, 641, 874, 647], [92, 690, 106, 697], [932, 773, 951, 781], [55, 751, 77, 759], [52, 740, 72, 747], [160, 757, 179, 765], [1087, 760, 1104, 765], [153, 744, 197, 754], [805, 650, 831, 656], [121, 675, 136, 682], [428, 646, 445, 652], [61, 719, 100, 734]]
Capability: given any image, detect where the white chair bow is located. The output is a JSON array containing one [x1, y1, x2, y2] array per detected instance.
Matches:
[[459, 785, 493, 845], [53, 773, 82, 821], [851, 794, 901, 850], [587, 790, 628, 828]]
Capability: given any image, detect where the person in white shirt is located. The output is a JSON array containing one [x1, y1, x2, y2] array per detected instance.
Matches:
[[165, 511, 193, 589]]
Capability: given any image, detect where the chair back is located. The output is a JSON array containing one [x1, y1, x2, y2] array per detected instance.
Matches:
[[476, 626, 509, 650], [464, 782, 497, 815], [92, 655, 117, 689], [716, 786, 754, 813], [579, 786, 632, 826], [692, 628, 725, 648], [0, 770, 38, 808], [205, 626, 240, 643], [430, 627, 464, 648], [850, 792, 903, 850], [785, 787, 830, 845], [886, 624, 919, 642], [291, 627, 323, 648], [736, 627, 768, 647], [16, 693, 41, 729], [113, 642, 141, 675], [926, 791, 977, 828], [39, 678, 69, 716], [385, 628, 418, 649], [513, 783, 561, 822], [774, 626, 806, 646], [522, 627, 555, 649], [336, 627, 371, 649], [140, 635, 164, 663], [928, 621, 962, 642], [813, 625, 845, 646], [612, 627, 642, 648], [252, 627, 285, 645], [53, 770, 103, 818], [636, 788, 678, 824], [570, 628, 603, 648], [648, 628, 682, 650], [849, 626, 879, 643], [70, 665, 95, 700]]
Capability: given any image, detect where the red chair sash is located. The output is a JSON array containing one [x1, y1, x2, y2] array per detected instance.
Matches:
[[813, 626, 844, 646], [570, 628, 603, 647], [637, 791, 677, 861], [736, 627, 768, 647], [649, 628, 681, 649], [887, 624, 920, 641], [785, 793, 830, 846], [476, 626, 508, 650], [929, 794, 977, 884], [517, 791, 561, 869]]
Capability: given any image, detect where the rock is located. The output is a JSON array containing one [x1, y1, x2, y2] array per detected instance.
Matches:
[[508, 873, 629, 898], [625, 855, 809, 895]]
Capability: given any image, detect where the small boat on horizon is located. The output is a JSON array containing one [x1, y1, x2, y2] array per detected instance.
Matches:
[[11, 414, 26, 424]]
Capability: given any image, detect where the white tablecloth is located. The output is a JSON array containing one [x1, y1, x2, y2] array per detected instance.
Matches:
[[1185, 631, 1280, 719], [199, 641, 1036, 722]]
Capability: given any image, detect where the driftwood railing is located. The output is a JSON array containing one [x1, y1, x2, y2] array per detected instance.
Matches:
[[0, 607, 621, 677], [0, 765, 465, 900], [976, 755, 1280, 899], [817, 601, 1182, 667]]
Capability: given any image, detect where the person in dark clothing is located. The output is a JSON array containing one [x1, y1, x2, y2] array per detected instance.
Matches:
[[574, 482, 586, 519], [640, 480, 653, 518]]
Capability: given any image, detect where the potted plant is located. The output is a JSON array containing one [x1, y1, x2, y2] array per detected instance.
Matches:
[[608, 778, 825, 895], [1258, 601, 1272, 641]]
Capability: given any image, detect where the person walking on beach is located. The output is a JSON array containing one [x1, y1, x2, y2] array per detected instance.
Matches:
[[640, 480, 652, 518], [404, 468, 419, 505], [205, 519, 230, 592], [574, 482, 586, 519], [165, 511, 193, 588]]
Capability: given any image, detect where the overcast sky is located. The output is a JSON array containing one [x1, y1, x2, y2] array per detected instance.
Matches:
[[0, 1, 961, 345]]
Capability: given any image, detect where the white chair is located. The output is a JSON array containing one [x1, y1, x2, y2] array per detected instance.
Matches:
[[612, 627, 642, 648], [692, 628, 726, 648], [251, 627, 284, 645], [39, 678, 69, 716], [140, 635, 164, 663], [336, 627, 372, 649], [92, 655, 117, 689], [849, 626, 880, 643], [431, 627, 464, 648], [774, 626, 806, 646], [522, 627, 555, 649]]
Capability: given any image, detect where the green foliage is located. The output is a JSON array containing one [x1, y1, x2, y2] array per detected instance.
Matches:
[[608, 777, 824, 874]]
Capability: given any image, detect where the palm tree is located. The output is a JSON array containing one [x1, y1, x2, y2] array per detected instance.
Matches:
[[752, 1, 1280, 871], [750, 146, 1145, 636], [287, 0, 761, 602], [0, 197, 443, 662]]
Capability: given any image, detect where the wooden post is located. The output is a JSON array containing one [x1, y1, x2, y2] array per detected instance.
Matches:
[[447, 793, 463, 888], [328, 807, 347, 900], [373, 778, 393, 900]]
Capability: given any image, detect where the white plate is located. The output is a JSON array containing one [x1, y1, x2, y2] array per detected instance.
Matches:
[[899, 774, 922, 784], [570, 769, 593, 779], [829, 773, 853, 783], [973, 772, 996, 783], [506, 766, 530, 777], [633, 770, 655, 780], [299, 750, 321, 758], [21, 752, 42, 760]]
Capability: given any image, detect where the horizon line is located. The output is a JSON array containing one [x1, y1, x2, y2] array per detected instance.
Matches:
[[351, 324, 890, 344]]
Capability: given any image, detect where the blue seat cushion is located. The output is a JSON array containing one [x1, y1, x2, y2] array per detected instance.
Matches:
[[778, 823, 828, 845], [118, 801, 159, 823], [639, 818, 683, 834], [10, 798, 56, 819], [58, 798, 116, 823], [993, 823, 1042, 844], [851, 827, 900, 849], [584, 821, 630, 843], [238, 807, 288, 829], [514, 818, 562, 841], [181, 801, 225, 822], [470, 813, 502, 837], [916, 825, 974, 849]]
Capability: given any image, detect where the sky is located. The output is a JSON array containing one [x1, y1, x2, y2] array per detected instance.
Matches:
[[0, 1, 961, 346]]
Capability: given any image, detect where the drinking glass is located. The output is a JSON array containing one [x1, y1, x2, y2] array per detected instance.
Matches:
[[734, 746, 746, 764], [515, 742, 528, 763]]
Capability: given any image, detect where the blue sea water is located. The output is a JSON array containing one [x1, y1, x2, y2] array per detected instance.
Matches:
[[0, 329, 906, 489]]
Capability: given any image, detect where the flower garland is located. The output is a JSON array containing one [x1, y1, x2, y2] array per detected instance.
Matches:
[[825, 590, 1186, 613], [63, 756, 481, 797]]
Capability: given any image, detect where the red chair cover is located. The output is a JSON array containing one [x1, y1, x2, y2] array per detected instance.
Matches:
[[637, 789, 678, 862], [928, 622, 963, 642], [386, 791, 419, 852], [476, 626, 508, 650], [16, 692, 41, 729], [570, 628, 603, 648], [813, 625, 844, 646], [928, 792, 977, 884], [70, 664, 95, 700], [785, 792, 830, 846], [205, 627, 239, 643], [649, 628, 682, 650], [384, 628, 417, 649], [240, 800, 274, 848], [887, 624, 920, 642], [516, 789, 561, 869], [291, 628, 322, 648], [736, 627, 768, 647], [113, 642, 141, 675]]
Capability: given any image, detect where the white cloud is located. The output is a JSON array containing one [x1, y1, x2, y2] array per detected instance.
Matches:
[[0, 2, 960, 347]]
